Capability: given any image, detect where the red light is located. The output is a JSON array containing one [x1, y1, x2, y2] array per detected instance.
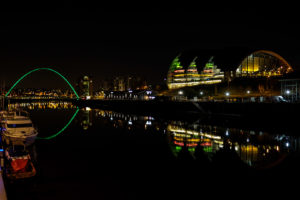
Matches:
[[173, 141, 198, 147], [201, 142, 211, 147]]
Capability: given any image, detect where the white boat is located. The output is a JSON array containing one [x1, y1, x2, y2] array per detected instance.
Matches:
[[0, 111, 38, 146]]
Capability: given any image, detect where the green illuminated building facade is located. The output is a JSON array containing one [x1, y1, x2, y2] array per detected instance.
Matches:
[[186, 57, 201, 82], [167, 56, 186, 88], [167, 56, 224, 89]]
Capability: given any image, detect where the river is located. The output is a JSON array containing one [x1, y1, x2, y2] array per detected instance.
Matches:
[[4, 101, 300, 199]]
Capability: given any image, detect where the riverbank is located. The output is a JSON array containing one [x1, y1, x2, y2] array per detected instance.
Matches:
[[73, 99, 299, 117], [6, 98, 300, 118]]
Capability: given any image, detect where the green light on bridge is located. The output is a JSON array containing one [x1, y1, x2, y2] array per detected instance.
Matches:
[[37, 107, 80, 140], [5, 68, 80, 99], [5, 67, 81, 139]]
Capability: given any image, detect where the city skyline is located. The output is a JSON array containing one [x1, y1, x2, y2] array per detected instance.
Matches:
[[2, 3, 300, 199]]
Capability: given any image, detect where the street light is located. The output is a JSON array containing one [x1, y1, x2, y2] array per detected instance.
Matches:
[[285, 90, 290, 95], [246, 90, 250, 94], [200, 91, 203, 95], [178, 90, 183, 95], [286, 142, 290, 148], [225, 92, 230, 96], [225, 129, 229, 136]]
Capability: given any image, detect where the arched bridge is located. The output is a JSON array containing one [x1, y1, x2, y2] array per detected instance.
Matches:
[[5, 68, 80, 100], [4, 67, 81, 139]]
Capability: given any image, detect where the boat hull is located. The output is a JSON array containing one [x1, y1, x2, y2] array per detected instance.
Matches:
[[2, 132, 38, 146], [5, 161, 36, 180]]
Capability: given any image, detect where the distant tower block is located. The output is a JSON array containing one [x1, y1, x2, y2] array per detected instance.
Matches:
[[78, 76, 93, 99]]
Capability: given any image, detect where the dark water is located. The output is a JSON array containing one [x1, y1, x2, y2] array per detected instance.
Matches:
[[4, 102, 300, 199]]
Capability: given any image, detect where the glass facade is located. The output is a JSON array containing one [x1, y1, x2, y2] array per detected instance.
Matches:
[[236, 50, 293, 77]]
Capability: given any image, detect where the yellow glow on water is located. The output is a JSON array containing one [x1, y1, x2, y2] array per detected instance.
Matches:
[[173, 137, 201, 142], [172, 133, 192, 138], [241, 145, 258, 152], [168, 125, 222, 140]]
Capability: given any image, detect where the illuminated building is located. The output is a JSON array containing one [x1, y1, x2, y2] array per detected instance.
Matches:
[[167, 56, 186, 89], [167, 49, 293, 90], [199, 56, 224, 84], [78, 76, 93, 99], [167, 55, 224, 89], [236, 50, 293, 77], [185, 57, 200, 82], [104, 90, 155, 100]]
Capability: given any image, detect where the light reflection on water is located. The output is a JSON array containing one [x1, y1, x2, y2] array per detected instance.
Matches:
[[95, 108, 298, 169], [6, 101, 300, 199], [8, 101, 299, 170]]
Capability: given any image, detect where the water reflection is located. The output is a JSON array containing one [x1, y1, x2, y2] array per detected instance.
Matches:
[[95, 110, 157, 131], [37, 107, 80, 140], [8, 102, 76, 110], [80, 107, 93, 130], [6, 102, 300, 169], [93, 108, 299, 169], [5, 102, 300, 199], [8, 102, 80, 140], [166, 122, 296, 169]]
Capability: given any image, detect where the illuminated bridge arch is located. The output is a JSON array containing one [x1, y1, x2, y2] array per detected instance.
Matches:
[[5, 68, 80, 99], [5, 68, 80, 139], [236, 50, 293, 77], [37, 107, 80, 140]]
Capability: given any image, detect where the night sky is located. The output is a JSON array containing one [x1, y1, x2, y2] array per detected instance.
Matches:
[[0, 2, 299, 89]]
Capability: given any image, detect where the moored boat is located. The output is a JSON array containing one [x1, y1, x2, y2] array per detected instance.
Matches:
[[4, 145, 36, 180], [0, 110, 38, 146]]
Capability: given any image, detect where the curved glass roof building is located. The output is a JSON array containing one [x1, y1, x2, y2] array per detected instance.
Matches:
[[236, 50, 293, 77], [167, 49, 293, 90]]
